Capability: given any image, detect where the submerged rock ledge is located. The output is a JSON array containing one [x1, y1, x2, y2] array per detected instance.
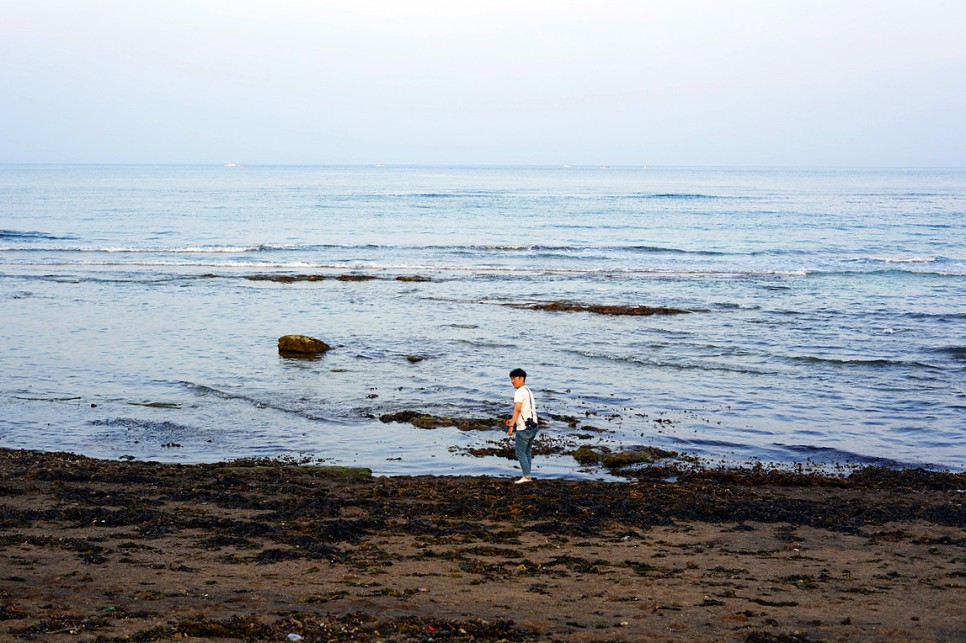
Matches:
[[572, 444, 678, 469], [512, 301, 691, 316], [379, 410, 501, 432], [246, 273, 431, 283]]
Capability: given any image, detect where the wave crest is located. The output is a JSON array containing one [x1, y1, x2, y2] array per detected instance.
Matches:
[[0, 229, 70, 241]]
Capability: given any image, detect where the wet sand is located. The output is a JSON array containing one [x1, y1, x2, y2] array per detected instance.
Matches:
[[1, 448, 963, 641]]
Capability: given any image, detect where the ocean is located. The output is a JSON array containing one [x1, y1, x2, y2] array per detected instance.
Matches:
[[1, 164, 964, 478]]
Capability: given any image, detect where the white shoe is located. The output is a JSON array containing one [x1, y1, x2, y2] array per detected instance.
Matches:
[[514, 476, 532, 484]]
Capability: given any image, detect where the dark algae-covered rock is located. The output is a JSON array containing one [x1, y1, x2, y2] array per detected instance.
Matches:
[[247, 273, 432, 283], [512, 300, 691, 316], [246, 274, 328, 282], [572, 445, 678, 470], [379, 410, 502, 431], [336, 273, 381, 281]]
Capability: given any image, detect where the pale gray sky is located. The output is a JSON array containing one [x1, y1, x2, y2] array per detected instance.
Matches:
[[2, 0, 964, 166]]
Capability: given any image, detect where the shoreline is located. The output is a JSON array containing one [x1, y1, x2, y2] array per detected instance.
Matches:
[[1, 448, 964, 641], [4, 408, 963, 479]]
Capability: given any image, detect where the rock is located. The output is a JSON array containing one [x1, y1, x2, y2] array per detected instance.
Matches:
[[378, 411, 502, 431], [515, 301, 691, 316], [336, 274, 380, 281], [278, 335, 331, 355], [571, 445, 678, 469], [247, 274, 327, 282]]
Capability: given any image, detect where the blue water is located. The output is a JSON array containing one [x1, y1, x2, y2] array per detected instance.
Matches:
[[1, 164, 964, 477]]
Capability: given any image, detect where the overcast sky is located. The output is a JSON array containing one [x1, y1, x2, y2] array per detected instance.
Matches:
[[2, 1, 964, 166]]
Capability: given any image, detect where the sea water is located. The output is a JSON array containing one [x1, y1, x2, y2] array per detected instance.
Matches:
[[1, 164, 964, 477]]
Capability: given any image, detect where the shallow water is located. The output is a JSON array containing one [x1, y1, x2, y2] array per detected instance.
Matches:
[[2, 164, 964, 476]]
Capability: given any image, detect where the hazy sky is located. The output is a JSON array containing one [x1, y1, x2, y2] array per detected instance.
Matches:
[[2, 1, 964, 166]]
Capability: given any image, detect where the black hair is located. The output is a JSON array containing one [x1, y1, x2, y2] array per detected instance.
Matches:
[[509, 368, 527, 380]]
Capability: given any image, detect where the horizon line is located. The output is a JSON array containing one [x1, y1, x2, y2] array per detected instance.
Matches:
[[2, 162, 965, 171]]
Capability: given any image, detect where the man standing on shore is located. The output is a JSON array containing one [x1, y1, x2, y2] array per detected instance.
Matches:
[[506, 368, 539, 484]]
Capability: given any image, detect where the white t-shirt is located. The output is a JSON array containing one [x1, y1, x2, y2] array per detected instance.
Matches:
[[513, 385, 538, 430]]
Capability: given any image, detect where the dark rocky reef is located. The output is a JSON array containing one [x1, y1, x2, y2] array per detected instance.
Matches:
[[512, 301, 691, 316], [246, 273, 431, 283], [571, 445, 678, 471], [246, 274, 327, 282], [379, 411, 503, 432], [335, 274, 380, 282]]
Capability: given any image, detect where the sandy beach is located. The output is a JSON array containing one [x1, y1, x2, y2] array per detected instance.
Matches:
[[0, 448, 963, 642]]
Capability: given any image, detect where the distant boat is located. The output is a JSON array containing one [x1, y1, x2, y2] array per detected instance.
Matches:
[[375, 163, 386, 168], [563, 164, 572, 169], [224, 162, 239, 167]]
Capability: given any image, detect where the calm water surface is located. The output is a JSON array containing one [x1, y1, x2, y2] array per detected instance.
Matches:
[[1, 165, 964, 477]]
